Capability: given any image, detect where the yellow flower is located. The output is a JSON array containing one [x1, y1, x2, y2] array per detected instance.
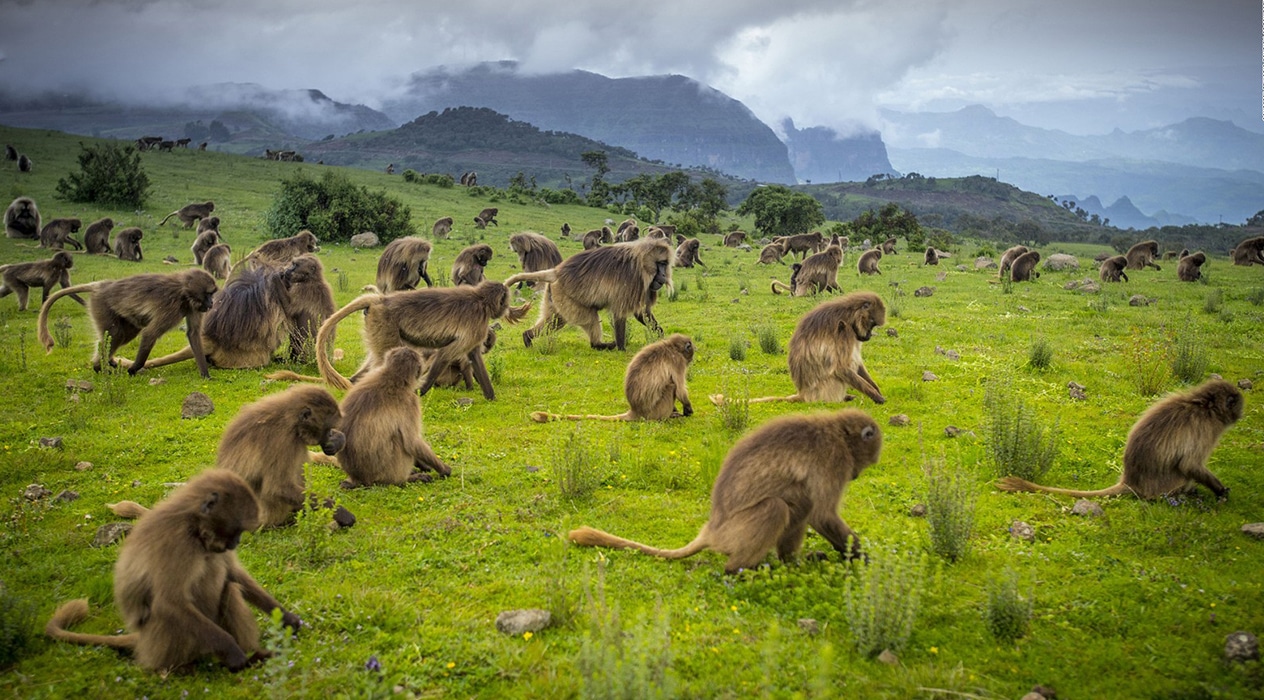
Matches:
[[523, 631, 533, 641], [730, 605, 738, 612], [446, 661, 456, 669], [930, 647, 939, 654]]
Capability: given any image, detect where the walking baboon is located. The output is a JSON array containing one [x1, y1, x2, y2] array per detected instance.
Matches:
[[1099, 255, 1130, 282], [1010, 250, 1041, 282], [772, 245, 842, 296], [238, 230, 319, 269], [1231, 236, 1264, 266], [758, 241, 786, 265], [570, 409, 881, 572], [857, 248, 882, 275], [315, 280, 530, 397], [158, 200, 215, 227], [783, 232, 825, 259], [1177, 252, 1207, 282], [1125, 240, 1162, 271], [531, 334, 695, 422], [83, 217, 114, 254], [505, 237, 674, 351], [5, 196, 40, 239], [113, 227, 144, 261], [476, 207, 499, 226], [432, 216, 454, 239], [997, 245, 1029, 278], [203, 243, 232, 280], [723, 231, 747, 248], [17, 154, 32, 172], [509, 232, 563, 287], [0, 252, 85, 310], [38, 269, 218, 377], [451, 243, 494, 286], [45, 470, 303, 673], [998, 379, 1243, 500], [39, 218, 83, 250], [675, 238, 704, 268], [191, 230, 222, 265], [374, 237, 433, 292], [582, 229, 604, 250], [197, 216, 221, 235]]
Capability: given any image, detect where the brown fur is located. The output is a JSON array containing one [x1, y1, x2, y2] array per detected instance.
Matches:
[[923, 247, 951, 265], [191, 230, 222, 265], [281, 255, 336, 363], [83, 217, 114, 254], [723, 231, 747, 247], [3, 144, 15, 160], [432, 216, 453, 239], [17, 154, 32, 172], [0, 251, 84, 310], [998, 379, 1243, 500], [375, 237, 433, 292], [506, 237, 674, 351], [772, 246, 842, 296], [531, 334, 694, 422], [5, 196, 40, 239], [46, 470, 302, 673], [1231, 236, 1264, 266], [476, 207, 499, 226], [616, 224, 640, 243], [758, 241, 786, 264], [675, 238, 704, 268], [38, 269, 218, 377], [39, 217, 82, 250], [420, 327, 497, 390], [1124, 240, 1162, 271], [1010, 250, 1041, 282], [240, 230, 319, 270], [857, 248, 882, 275], [114, 227, 144, 262], [783, 232, 825, 259], [451, 243, 494, 286], [196, 216, 220, 235], [570, 409, 881, 572], [158, 200, 215, 227], [645, 227, 670, 240], [1099, 255, 1130, 282], [582, 229, 604, 250], [509, 232, 563, 285], [997, 245, 1030, 278], [1177, 251, 1206, 282], [204, 243, 232, 279], [560, 223, 572, 238]]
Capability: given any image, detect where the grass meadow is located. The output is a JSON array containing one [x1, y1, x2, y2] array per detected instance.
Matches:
[[1, 125, 1262, 698]]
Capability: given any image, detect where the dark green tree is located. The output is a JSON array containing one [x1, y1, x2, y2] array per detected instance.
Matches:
[[264, 170, 415, 244], [737, 185, 825, 238], [55, 142, 151, 208]]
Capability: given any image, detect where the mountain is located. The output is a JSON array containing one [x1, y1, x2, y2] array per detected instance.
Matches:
[[781, 119, 895, 184]]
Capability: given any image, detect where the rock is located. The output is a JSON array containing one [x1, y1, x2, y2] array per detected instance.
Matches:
[[92, 522, 132, 547], [797, 618, 819, 635], [65, 379, 93, 392], [913, 286, 934, 297], [1071, 499, 1104, 517], [944, 426, 962, 437], [55, 490, 80, 503], [1225, 631, 1259, 662], [935, 272, 947, 282], [1018, 306, 1031, 313], [888, 414, 910, 427], [975, 257, 997, 270], [495, 609, 552, 636], [1020, 694, 1046, 700], [68, 394, 81, 404], [922, 371, 938, 382], [1068, 382, 1087, 401], [455, 397, 474, 407], [1079, 282, 1100, 294], [349, 231, 380, 248], [1031, 686, 1058, 700], [332, 506, 357, 529], [1043, 254, 1079, 271], [148, 377, 166, 386], [909, 503, 927, 517], [886, 328, 898, 338], [944, 349, 960, 361], [737, 244, 752, 252], [955, 264, 969, 272], [1241, 523, 1264, 540], [1238, 379, 1253, 391], [74, 461, 93, 471], [23, 484, 51, 501], [39, 437, 63, 449], [1063, 280, 1082, 290], [181, 392, 214, 419], [1009, 520, 1035, 542], [1128, 295, 1152, 307], [876, 649, 899, 665]]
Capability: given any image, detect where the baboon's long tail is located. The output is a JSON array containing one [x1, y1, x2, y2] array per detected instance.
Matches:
[[995, 476, 1131, 499], [317, 293, 379, 390], [503, 269, 557, 288], [568, 526, 709, 561], [106, 501, 150, 518], [37, 282, 102, 351], [265, 370, 324, 383], [770, 280, 792, 295], [45, 599, 139, 649], [158, 211, 178, 226], [708, 393, 801, 407], [115, 346, 194, 370], [306, 451, 339, 465], [530, 411, 630, 423]]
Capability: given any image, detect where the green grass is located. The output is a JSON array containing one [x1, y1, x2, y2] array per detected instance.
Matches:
[[2, 125, 1264, 698]]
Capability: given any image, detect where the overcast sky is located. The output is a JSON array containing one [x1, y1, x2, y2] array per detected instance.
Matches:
[[0, 0, 1256, 135]]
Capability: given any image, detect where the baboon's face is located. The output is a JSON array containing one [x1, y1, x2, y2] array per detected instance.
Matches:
[[197, 484, 259, 552], [1209, 384, 1245, 425], [847, 299, 886, 342], [475, 247, 492, 266], [53, 252, 74, 269]]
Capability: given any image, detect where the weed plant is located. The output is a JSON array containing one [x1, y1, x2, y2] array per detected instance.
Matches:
[[843, 545, 926, 657], [1126, 327, 1172, 395], [925, 457, 976, 563], [578, 564, 675, 700], [728, 335, 747, 361], [1026, 337, 1053, 370], [983, 569, 1033, 643], [552, 427, 605, 500], [52, 317, 73, 350], [1203, 288, 1223, 314], [756, 325, 781, 354], [1170, 327, 1209, 384], [1246, 287, 1264, 306], [983, 378, 1059, 481]]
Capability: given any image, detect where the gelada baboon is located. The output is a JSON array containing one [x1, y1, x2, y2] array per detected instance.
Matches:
[[114, 227, 144, 261], [1099, 255, 1130, 282], [236, 230, 319, 270], [197, 216, 221, 235], [420, 327, 497, 390], [45, 469, 303, 673], [1009, 250, 1041, 282], [923, 247, 951, 265], [1231, 236, 1264, 266], [204, 243, 232, 280], [281, 254, 336, 363], [452, 243, 494, 286], [17, 154, 32, 172], [771, 245, 842, 296], [561, 222, 572, 238], [3, 144, 15, 160], [191, 229, 222, 265], [675, 238, 704, 268], [509, 232, 563, 286], [315, 280, 530, 397], [616, 224, 640, 243], [158, 200, 215, 227], [373, 237, 433, 292], [0, 252, 85, 310], [758, 241, 786, 265], [857, 248, 882, 275], [531, 334, 695, 422], [571, 409, 882, 572], [645, 226, 669, 240], [39, 217, 82, 250], [616, 218, 637, 237], [1124, 240, 1162, 271], [712, 292, 886, 406], [582, 229, 605, 250], [4, 196, 40, 239], [723, 231, 747, 248], [998, 378, 1243, 500], [1177, 252, 1207, 282], [475, 207, 499, 227], [38, 269, 218, 377], [997, 245, 1029, 278], [432, 216, 454, 239], [83, 217, 114, 254], [505, 237, 674, 351], [783, 231, 825, 259]]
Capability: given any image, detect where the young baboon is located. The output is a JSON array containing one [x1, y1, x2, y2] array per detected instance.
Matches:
[[113, 227, 144, 261], [758, 241, 786, 265], [17, 154, 32, 172], [5, 196, 40, 239], [675, 238, 704, 268], [315, 280, 530, 397], [374, 237, 433, 292], [39, 218, 83, 250], [1124, 240, 1162, 271], [857, 248, 883, 275], [783, 232, 825, 259], [0, 252, 85, 310], [582, 229, 604, 250], [723, 231, 747, 248], [1177, 252, 1206, 282], [570, 409, 882, 572], [237, 230, 319, 270], [203, 243, 232, 280], [1231, 236, 1264, 266], [998, 379, 1244, 500], [158, 200, 215, 227], [83, 217, 114, 254], [432, 216, 454, 239], [197, 216, 221, 235], [505, 237, 674, 351], [509, 232, 563, 286], [997, 245, 1029, 278], [38, 268, 218, 376], [476, 207, 499, 226], [531, 334, 694, 422], [1009, 250, 1041, 282], [452, 243, 494, 286], [772, 245, 842, 296], [45, 469, 303, 673], [1099, 255, 1130, 282], [191, 229, 222, 265]]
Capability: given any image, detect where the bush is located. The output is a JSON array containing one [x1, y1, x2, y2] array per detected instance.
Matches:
[[756, 326, 781, 355], [55, 142, 151, 207], [925, 458, 976, 563], [983, 569, 1033, 643], [1203, 289, 1224, 314], [264, 170, 415, 244], [1027, 337, 1053, 370], [728, 335, 747, 362], [540, 188, 583, 206], [0, 581, 36, 668], [1171, 328, 1209, 384], [843, 545, 926, 657], [984, 378, 1059, 481]]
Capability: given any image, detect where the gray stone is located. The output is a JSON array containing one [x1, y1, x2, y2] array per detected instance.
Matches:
[[92, 522, 132, 547], [876, 649, 899, 665], [975, 257, 997, 270], [888, 414, 910, 427], [349, 231, 380, 248], [1043, 254, 1079, 271], [39, 436, 63, 449], [1031, 686, 1058, 700], [1241, 523, 1264, 540], [1020, 694, 1046, 700], [1225, 631, 1259, 662], [1129, 295, 1152, 307], [944, 426, 962, 437], [909, 503, 927, 517], [1009, 520, 1035, 542], [1071, 499, 1104, 517], [1238, 379, 1253, 391], [922, 371, 938, 382], [913, 286, 934, 297], [181, 392, 214, 419], [935, 272, 947, 282], [955, 264, 969, 272], [886, 328, 898, 338], [74, 461, 93, 471], [65, 379, 93, 392], [1068, 382, 1087, 401], [455, 397, 474, 407], [163, 255, 179, 264], [797, 618, 819, 635], [148, 377, 166, 386], [1018, 306, 1031, 313], [1063, 280, 1082, 290], [1079, 282, 1100, 294], [23, 484, 51, 501], [55, 490, 80, 502], [495, 609, 552, 635]]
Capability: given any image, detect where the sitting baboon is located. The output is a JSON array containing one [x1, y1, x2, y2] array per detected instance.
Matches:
[[616, 224, 640, 243], [531, 334, 694, 422], [432, 216, 454, 239], [783, 232, 825, 259], [881, 237, 898, 255], [45, 470, 303, 673], [675, 238, 704, 268], [158, 200, 215, 228], [83, 217, 114, 254], [0, 252, 85, 310], [857, 248, 882, 275], [3, 144, 15, 160], [923, 247, 951, 265], [452, 243, 494, 286], [1124, 240, 1162, 271], [282, 254, 336, 363], [509, 232, 563, 286], [476, 207, 499, 227], [114, 227, 144, 261], [560, 222, 572, 238], [1099, 255, 1130, 283], [1231, 236, 1264, 266], [191, 229, 222, 265], [204, 243, 232, 280], [505, 237, 674, 351], [17, 154, 32, 172], [1177, 251, 1207, 282], [723, 231, 747, 248], [1010, 250, 1041, 282], [998, 379, 1243, 500], [5, 196, 40, 239], [772, 245, 842, 296], [374, 237, 433, 292], [758, 241, 786, 265], [570, 409, 881, 572], [998, 245, 1030, 278], [582, 229, 605, 250], [197, 216, 221, 235], [39, 218, 82, 250]]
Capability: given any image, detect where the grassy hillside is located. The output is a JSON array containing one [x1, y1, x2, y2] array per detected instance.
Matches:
[[1, 125, 1262, 699]]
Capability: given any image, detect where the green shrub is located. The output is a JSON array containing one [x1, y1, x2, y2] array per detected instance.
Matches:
[[551, 427, 604, 500], [843, 545, 926, 657], [1027, 337, 1053, 370], [0, 581, 36, 668], [1170, 329, 1209, 384], [756, 326, 781, 355], [1203, 288, 1223, 314], [728, 335, 747, 362], [983, 569, 1033, 643], [578, 565, 675, 700], [55, 142, 150, 207], [983, 378, 1059, 481], [1126, 328, 1171, 396], [925, 458, 976, 563], [716, 392, 750, 435], [264, 170, 415, 244], [541, 188, 583, 205]]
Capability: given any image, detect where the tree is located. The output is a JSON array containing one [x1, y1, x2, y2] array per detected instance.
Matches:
[[56, 142, 151, 208], [581, 150, 611, 208], [208, 120, 231, 143], [849, 202, 924, 250], [264, 170, 415, 244], [736, 185, 824, 238]]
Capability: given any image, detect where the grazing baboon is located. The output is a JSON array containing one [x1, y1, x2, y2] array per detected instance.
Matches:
[[1177, 251, 1207, 282], [509, 232, 563, 285], [758, 241, 786, 265], [204, 243, 232, 280], [37, 269, 218, 377], [616, 224, 640, 243], [191, 230, 222, 265], [234, 231, 319, 273], [315, 280, 529, 397], [452, 243, 494, 286], [723, 231, 747, 248], [570, 409, 881, 572], [45, 470, 303, 673], [38, 218, 82, 250], [1099, 255, 1130, 283], [532, 334, 695, 422], [1231, 236, 1264, 266], [5, 196, 40, 239], [675, 238, 704, 268], [158, 200, 215, 228], [997, 245, 1030, 278], [432, 216, 454, 239], [582, 229, 604, 250], [1125, 240, 1162, 271], [505, 237, 674, 351], [857, 248, 882, 275], [83, 217, 114, 254], [197, 216, 221, 235], [0, 252, 85, 310], [113, 227, 144, 261], [1010, 250, 1041, 282], [783, 232, 825, 259], [476, 207, 499, 226], [374, 237, 433, 292], [17, 154, 32, 172], [998, 379, 1243, 500], [771, 245, 842, 296], [3, 144, 15, 160]]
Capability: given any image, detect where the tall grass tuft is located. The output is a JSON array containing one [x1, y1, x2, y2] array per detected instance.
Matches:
[[1026, 337, 1053, 370], [983, 568, 1033, 643], [756, 325, 781, 355], [983, 378, 1059, 481], [1126, 327, 1171, 396], [552, 427, 604, 501], [1170, 327, 1209, 384], [842, 545, 926, 657], [1203, 288, 1223, 314], [1246, 288, 1264, 306], [728, 335, 747, 361], [925, 457, 976, 563], [52, 317, 73, 350], [0, 581, 36, 668], [577, 563, 675, 700]]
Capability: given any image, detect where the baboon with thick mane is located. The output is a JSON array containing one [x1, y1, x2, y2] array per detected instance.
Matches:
[[83, 217, 114, 254], [114, 227, 144, 261], [1125, 240, 1162, 271], [857, 248, 882, 275], [675, 238, 704, 268], [531, 334, 695, 422], [5, 196, 40, 239], [158, 200, 215, 227], [772, 245, 842, 296], [998, 378, 1243, 500], [373, 237, 433, 292], [0, 252, 85, 310], [1177, 251, 1206, 282], [39, 217, 82, 250], [1010, 250, 1041, 282], [451, 243, 494, 286], [1099, 255, 1130, 282], [509, 232, 563, 285]]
